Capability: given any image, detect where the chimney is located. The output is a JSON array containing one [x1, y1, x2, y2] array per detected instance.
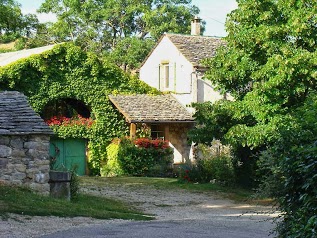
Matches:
[[191, 16, 201, 36]]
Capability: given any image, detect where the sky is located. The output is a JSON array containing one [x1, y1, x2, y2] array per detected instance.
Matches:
[[16, 0, 237, 37]]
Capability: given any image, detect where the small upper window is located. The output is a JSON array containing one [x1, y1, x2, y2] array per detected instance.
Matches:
[[160, 61, 171, 90], [163, 63, 170, 88]]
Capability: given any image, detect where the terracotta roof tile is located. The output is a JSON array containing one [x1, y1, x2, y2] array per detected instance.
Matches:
[[0, 91, 54, 135], [109, 94, 194, 123]]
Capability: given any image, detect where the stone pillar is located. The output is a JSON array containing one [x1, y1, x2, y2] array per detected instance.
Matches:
[[49, 171, 71, 200]]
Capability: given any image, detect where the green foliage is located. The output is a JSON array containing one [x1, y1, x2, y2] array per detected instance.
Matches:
[[116, 137, 173, 177], [109, 37, 155, 71], [101, 139, 124, 177], [0, 1, 41, 44], [38, 0, 202, 69], [202, 0, 317, 149], [259, 140, 317, 237], [0, 32, 20, 43], [189, 101, 259, 187], [195, 1, 317, 236], [70, 169, 80, 201], [191, 1, 317, 173], [179, 143, 235, 185], [257, 93, 317, 237], [0, 0, 23, 36], [0, 43, 158, 174], [189, 100, 239, 145]]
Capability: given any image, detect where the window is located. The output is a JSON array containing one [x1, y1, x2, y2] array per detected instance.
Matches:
[[151, 124, 165, 140], [163, 64, 170, 88], [160, 62, 171, 90]]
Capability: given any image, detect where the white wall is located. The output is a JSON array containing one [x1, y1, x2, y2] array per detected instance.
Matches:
[[139, 35, 228, 110], [197, 77, 224, 103], [140, 36, 193, 95]]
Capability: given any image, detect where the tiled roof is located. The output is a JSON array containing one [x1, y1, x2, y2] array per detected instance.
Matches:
[[166, 33, 225, 67], [109, 94, 194, 123], [0, 44, 56, 67], [0, 91, 54, 135]]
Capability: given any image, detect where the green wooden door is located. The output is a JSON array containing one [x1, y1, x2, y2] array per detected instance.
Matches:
[[49, 138, 86, 175]]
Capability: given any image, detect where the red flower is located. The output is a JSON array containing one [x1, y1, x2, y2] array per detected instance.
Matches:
[[45, 115, 94, 128], [134, 138, 170, 150]]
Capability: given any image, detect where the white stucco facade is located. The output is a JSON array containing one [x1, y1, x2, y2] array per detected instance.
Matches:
[[139, 35, 225, 110]]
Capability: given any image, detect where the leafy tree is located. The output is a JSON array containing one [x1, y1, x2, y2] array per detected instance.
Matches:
[[196, 0, 317, 151], [0, 0, 43, 46], [109, 37, 155, 71], [189, 0, 317, 236], [0, 0, 22, 35], [38, 0, 202, 69]]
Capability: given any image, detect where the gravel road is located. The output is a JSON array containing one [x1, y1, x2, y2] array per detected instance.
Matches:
[[0, 180, 279, 238]]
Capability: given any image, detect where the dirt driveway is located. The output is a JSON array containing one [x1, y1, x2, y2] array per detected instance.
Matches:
[[0, 178, 279, 238]]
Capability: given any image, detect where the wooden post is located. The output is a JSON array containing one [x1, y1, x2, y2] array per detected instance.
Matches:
[[164, 124, 170, 141], [130, 123, 136, 139]]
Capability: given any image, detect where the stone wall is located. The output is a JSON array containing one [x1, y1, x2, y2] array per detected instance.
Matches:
[[169, 124, 192, 164], [0, 135, 50, 194]]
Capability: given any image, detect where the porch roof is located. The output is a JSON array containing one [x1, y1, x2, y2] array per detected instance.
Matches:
[[109, 94, 194, 123]]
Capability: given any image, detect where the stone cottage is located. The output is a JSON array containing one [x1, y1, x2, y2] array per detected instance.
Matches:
[[110, 18, 231, 164], [138, 17, 232, 112], [0, 91, 53, 193], [109, 94, 195, 164]]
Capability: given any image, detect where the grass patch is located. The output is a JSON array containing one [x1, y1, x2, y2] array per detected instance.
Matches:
[[0, 184, 152, 220], [81, 176, 271, 204]]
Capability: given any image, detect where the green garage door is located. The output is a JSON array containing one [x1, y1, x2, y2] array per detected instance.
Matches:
[[49, 138, 86, 175]]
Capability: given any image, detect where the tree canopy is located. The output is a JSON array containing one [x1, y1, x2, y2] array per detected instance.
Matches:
[[189, 0, 317, 236], [195, 0, 317, 149], [39, 0, 200, 45], [0, 0, 40, 44], [38, 0, 202, 70]]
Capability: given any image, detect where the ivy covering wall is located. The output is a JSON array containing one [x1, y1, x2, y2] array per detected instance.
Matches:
[[0, 43, 158, 174]]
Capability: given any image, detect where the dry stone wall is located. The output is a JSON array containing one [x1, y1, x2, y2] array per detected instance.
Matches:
[[0, 135, 50, 194]]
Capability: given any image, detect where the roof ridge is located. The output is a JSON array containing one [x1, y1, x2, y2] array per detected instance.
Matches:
[[164, 32, 223, 39]]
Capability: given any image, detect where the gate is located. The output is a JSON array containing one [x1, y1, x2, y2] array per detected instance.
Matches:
[[49, 138, 86, 175]]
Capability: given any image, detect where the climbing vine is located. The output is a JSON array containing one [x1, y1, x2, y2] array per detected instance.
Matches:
[[0, 43, 159, 174]]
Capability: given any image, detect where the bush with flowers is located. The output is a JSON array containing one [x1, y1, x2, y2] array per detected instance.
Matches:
[[45, 115, 94, 139], [101, 137, 173, 177]]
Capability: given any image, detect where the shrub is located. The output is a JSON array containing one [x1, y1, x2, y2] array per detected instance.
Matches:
[[258, 140, 317, 237], [101, 139, 124, 177], [179, 143, 235, 185], [102, 137, 173, 177], [70, 169, 80, 201], [256, 93, 317, 237]]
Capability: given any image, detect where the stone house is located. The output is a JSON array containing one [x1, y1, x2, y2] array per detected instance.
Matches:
[[139, 17, 232, 112], [0, 91, 53, 193], [110, 18, 230, 164], [109, 94, 195, 164]]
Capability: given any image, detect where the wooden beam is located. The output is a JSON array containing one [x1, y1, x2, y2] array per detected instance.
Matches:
[[130, 123, 136, 139], [164, 124, 170, 141]]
